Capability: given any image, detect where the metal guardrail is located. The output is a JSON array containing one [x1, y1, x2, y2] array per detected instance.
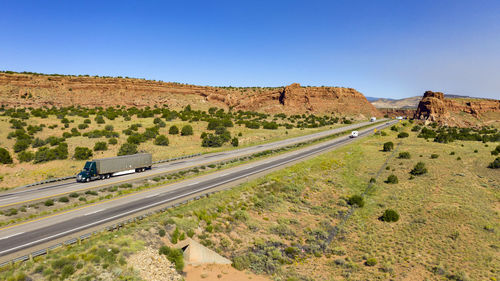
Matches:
[[15, 153, 203, 190]]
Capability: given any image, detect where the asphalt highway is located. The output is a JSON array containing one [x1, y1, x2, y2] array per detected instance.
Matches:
[[0, 121, 382, 208], [0, 120, 396, 258]]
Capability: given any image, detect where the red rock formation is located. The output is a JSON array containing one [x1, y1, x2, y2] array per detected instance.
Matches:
[[379, 108, 416, 118], [0, 73, 382, 117], [414, 91, 500, 126]]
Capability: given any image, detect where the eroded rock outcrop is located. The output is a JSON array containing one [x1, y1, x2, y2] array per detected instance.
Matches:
[[414, 91, 500, 126], [0, 73, 381, 117]]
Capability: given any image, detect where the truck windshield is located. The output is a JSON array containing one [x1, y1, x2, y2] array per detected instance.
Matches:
[[83, 161, 93, 171]]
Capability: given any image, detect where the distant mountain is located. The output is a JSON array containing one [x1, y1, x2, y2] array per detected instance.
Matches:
[[370, 96, 421, 109]]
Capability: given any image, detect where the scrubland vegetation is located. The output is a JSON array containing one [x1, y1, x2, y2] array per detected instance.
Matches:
[[1, 120, 498, 280], [0, 105, 353, 188]]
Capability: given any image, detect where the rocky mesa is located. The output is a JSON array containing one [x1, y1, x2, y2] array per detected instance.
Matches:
[[414, 90, 500, 126], [0, 72, 381, 117]]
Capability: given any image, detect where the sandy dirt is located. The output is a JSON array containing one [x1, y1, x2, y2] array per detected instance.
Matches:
[[184, 264, 270, 281]]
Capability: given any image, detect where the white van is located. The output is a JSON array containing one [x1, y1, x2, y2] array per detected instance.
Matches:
[[350, 131, 359, 138], [370, 117, 377, 122]]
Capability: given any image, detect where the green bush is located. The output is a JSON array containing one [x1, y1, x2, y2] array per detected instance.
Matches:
[[491, 145, 500, 155], [385, 174, 398, 184], [347, 195, 365, 208], [159, 246, 184, 273], [108, 138, 118, 145], [0, 147, 13, 164], [231, 137, 239, 147], [154, 135, 169, 146], [159, 229, 166, 237], [118, 143, 138, 156], [13, 138, 31, 153], [410, 162, 427, 175], [398, 152, 411, 159], [95, 115, 105, 124], [74, 147, 93, 160], [397, 132, 409, 138], [430, 154, 439, 159], [104, 125, 114, 131], [94, 141, 108, 151], [44, 199, 54, 206], [488, 157, 500, 169], [383, 142, 394, 152], [365, 258, 377, 266], [78, 123, 89, 130], [18, 151, 34, 162], [58, 196, 69, 203], [202, 134, 224, 147], [169, 125, 179, 135], [69, 192, 79, 198], [181, 125, 193, 136], [380, 209, 400, 222]]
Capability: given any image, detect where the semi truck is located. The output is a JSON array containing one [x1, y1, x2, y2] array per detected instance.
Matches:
[[76, 153, 152, 182]]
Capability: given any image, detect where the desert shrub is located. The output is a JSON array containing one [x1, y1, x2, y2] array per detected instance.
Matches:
[[14, 138, 31, 152], [18, 151, 34, 162], [263, 122, 278, 130], [84, 119, 91, 124], [380, 209, 400, 222], [491, 145, 500, 155], [450, 151, 455, 155], [365, 258, 378, 266], [418, 127, 437, 139], [154, 135, 169, 146], [397, 132, 409, 138], [74, 147, 93, 160], [44, 199, 54, 206], [383, 142, 394, 152], [58, 196, 69, 203], [159, 246, 184, 273], [171, 228, 180, 244], [95, 115, 105, 124], [410, 162, 427, 175], [69, 192, 79, 198], [398, 152, 411, 159], [169, 125, 179, 135], [0, 147, 13, 164], [32, 138, 46, 148], [159, 229, 166, 237], [385, 174, 398, 184], [94, 141, 108, 151], [108, 138, 118, 145], [181, 125, 193, 136], [5, 208, 18, 216], [127, 133, 146, 144], [347, 195, 365, 208], [488, 157, 500, 169], [411, 125, 421, 132], [231, 137, 239, 147], [78, 123, 89, 130], [104, 125, 114, 131], [187, 229, 195, 238], [245, 121, 260, 129], [202, 134, 224, 147], [430, 154, 439, 159], [118, 143, 138, 156]]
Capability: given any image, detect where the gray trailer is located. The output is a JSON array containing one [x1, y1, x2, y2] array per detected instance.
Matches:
[[77, 153, 152, 182]]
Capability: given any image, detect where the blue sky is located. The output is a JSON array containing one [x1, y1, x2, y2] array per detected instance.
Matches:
[[1, 0, 499, 99]]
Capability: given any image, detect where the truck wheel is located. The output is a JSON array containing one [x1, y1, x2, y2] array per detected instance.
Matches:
[[86, 178, 90, 182], [106, 174, 110, 179]]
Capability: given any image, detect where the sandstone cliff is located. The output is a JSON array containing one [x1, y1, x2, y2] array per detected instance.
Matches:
[[0, 73, 381, 117], [414, 91, 500, 127]]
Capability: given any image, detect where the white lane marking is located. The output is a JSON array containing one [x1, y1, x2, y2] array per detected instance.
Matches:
[[188, 182, 200, 185], [0, 232, 24, 240], [145, 193, 160, 198], [84, 209, 105, 216], [0, 121, 392, 255], [0, 197, 18, 202]]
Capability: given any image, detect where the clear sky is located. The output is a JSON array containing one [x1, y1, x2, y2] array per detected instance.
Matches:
[[1, 0, 499, 99]]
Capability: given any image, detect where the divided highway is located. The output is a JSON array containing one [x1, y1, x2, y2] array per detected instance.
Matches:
[[0, 120, 396, 261], [0, 121, 382, 208]]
